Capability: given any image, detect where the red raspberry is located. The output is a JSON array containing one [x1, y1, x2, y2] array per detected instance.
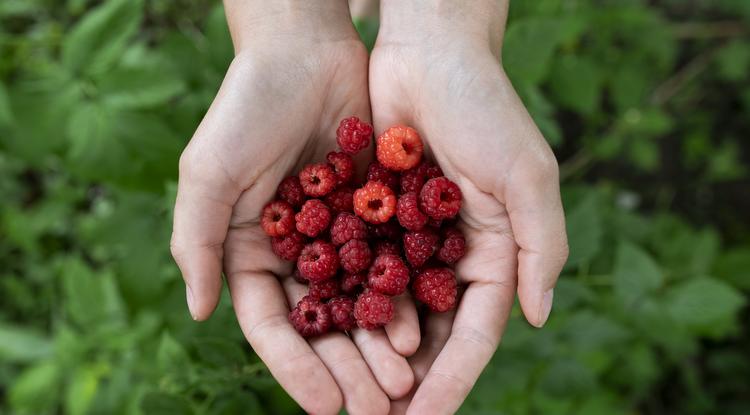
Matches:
[[419, 177, 462, 220], [260, 200, 295, 237], [367, 254, 410, 296], [328, 296, 356, 331], [341, 272, 367, 295], [299, 163, 336, 197], [403, 228, 439, 267], [354, 181, 397, 224], [373, 240, 401, 257], [400, 161, 443, 194], [354, 290, 395, 330], [326, 151, 354, 186], [308, 278, 341, 300], [289, 295, 332, 337], [366, 161, 400, 191], [271, 231, 306, 261], [437, 227, 466, 264], [325, 186, 354, 214], [330, 212, 368, 246], [396, 191, 429, 231], [339, 239, 372, 273], [376, 125, 424, 171], [277, 176, 305, 207], [297, 240, 339, 281], [336, 116, 373, 155], [367, 219, 402, 240], [413, 268, 458, 312], [295, 199, 331, 237]]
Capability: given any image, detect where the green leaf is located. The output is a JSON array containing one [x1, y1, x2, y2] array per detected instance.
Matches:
[[713, 247, 750, 290], [550, 54, 603, 115], [99, 66, 186, 109], [503, 17, 566, 85], [564, 192, 603, 269], [716, 40, 750, 82], [66, 101, 132, 179], [193, 337, 248, 368], [140, 392, 194, 415], [61, 0, 144, 75], [157, 331, 191, 372], [613, 241, 664, 308], [0, 81, 12, 126], [538, 358, 596, 397], [9, 360, 61, 413], [0, 322, 52, 363], [59, 257, 125, 328], [665, 277, 745, 337], [65, 366, 102, 415]]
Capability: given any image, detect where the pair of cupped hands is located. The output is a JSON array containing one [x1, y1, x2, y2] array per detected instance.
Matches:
[[170, 2, 568, 414]]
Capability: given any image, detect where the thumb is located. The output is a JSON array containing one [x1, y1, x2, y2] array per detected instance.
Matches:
[[170, 147, 241, 320]]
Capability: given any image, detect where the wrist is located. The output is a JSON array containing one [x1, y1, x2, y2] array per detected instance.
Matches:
[[225, 0, 360, 52], [376, 0, 507, 52]]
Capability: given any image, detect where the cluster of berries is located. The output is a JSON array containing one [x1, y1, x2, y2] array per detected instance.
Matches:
[[260, 116, 466, 337]]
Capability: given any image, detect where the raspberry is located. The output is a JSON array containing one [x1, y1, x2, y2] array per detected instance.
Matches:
[[297, 240, 339, 281], [289, 295, 332, 337], [271, 231, 306, 261], [400, 161, 443, 194], [403, 228, 439, 267], [326, 151, 354, 186], [396, 191, 429, 231], [261, 200, 296, 237], [308, 278, 341, 300], [376, 125, 424, 171], [413, 268, 458, 312], [367, 254, 410, 296], [292, 269, 307, 284], [366, 161, 400, 191], [336, 116, 373, 155], [339, 239, 372, 273], [277, 176, 306, 207], [325, 186, 354, 214], [367, 219, 402, 240], [341, 272, 367, 295], [330, 212, 368, 246], [437, 227, 466, 264], [373, 240, 401, 257], [328, 296, 356, 331], [419, 177, 462, 220], [300, 163, 336, 197], [295, 199, 332, 237], [354, 181, 397, 224], [354, 290, 395, 330]]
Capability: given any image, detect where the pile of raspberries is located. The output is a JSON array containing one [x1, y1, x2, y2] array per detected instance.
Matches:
[[261, 117, 465, 337]]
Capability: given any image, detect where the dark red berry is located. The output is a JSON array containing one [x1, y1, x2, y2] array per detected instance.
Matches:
[[289, 295, 332, 337], [354, 290, 394, 330], [308, 278, 341, 300], [325, 187, 354, 215], [261, 200, 296, 237], [297, 240, 339, 281], [271, 231, 306, 261], [341, 272, 367, 295], [403, 228, 440, 267], [436, 227, 466, 264], [329, 296, 356, 331], [413, 268, 458, 312], [400, 161, 443, 194], [339, 239, 372, 273], [330, 212, 368, 246], [326, 151, 355, 186], [419, 177, 462, 220], [367, 254, 410, 296], [396, 191, 429, 231], [366, 161, 400, 191], [295, 199, 331, 237], [336, 116, 373, 155], [277, 176, 306, 207]]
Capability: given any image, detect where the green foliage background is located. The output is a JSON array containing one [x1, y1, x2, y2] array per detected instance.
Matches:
[[1, 0, 748, 414]]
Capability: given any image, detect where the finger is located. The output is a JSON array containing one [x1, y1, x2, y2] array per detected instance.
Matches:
[[384, 293, 421, 357], [227, 270, 343, 415], [171, 148, 241, 320], [283, 279, 391, 415], [352, 328, 415, 399], [406, 281, 516, 415], [503, 148, 569, 327], [389, 310, 455, 415]]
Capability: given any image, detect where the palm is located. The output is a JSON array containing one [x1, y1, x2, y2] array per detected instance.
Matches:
[[173, 40, 412, 415], [369, 44, 568, 414]]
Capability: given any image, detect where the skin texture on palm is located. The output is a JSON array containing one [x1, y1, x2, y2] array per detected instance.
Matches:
[[170, 2, 417, 414], [370, 1, 569, 413]]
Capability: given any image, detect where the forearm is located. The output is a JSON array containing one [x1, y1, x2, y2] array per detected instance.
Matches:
[[224, 0, 357, 51], [377, 0, 507, 51]]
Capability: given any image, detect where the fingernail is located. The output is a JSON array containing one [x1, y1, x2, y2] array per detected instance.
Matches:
[[186, 285, 198, 321], [537, 289, 554, 327]]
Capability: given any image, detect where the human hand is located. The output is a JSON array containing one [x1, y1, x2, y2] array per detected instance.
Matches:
[[369, 1, 569, 413], [170, 2, 414, 413]]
